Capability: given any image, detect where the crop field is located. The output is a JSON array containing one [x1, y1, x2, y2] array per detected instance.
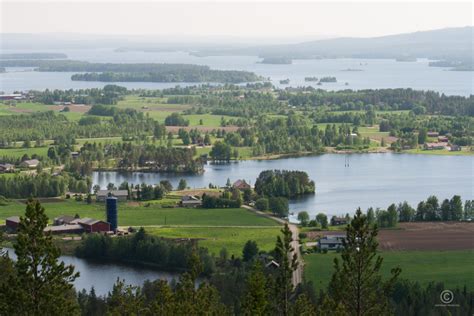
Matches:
[[147, 226, 281, 257], [0, 200, 279, 227], [306, 222, 474, 251], [304, 250, 474, 290]]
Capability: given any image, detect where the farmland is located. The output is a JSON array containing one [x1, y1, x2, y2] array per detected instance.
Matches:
[[0, 199, 278, 227], [305, 222, 474, 251], [146, 226, 281, 257], [304, 250, 474, 290]]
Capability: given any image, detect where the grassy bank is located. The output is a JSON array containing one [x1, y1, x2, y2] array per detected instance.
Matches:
[[304, 250, 474, 290]]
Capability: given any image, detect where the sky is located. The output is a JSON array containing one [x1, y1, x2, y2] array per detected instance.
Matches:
[[1, 1, 472, 41]]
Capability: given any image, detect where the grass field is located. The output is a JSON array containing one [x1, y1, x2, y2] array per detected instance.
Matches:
[[0, 146, 49, 159], [183, 114, 235, 127], [304, 250, 474, 290], [0, 200, 279, 227], [147, 226, 281, 257]]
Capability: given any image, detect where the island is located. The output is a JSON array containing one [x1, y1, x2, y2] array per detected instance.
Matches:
[[319, 76, 337, 83], [395, 56, 417, 62], [0, 60, 262, 83], [304, 77, 318, 82], [0, 53, 67, 60], [259, 57, 292, 64]]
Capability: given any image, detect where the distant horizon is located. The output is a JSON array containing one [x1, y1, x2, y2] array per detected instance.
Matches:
[[0, 26, 472, 46], [1, 1, 472, 40]]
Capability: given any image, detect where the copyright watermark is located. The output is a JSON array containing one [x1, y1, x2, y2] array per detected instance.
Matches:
[[435, 290, 459, 308]]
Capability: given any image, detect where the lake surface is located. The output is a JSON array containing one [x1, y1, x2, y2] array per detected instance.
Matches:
[[1, 48, 472, 95], [5, 249, 181, 296], [93, 154, 473, 219]]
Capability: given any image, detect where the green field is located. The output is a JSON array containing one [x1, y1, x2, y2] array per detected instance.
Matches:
[[147, 226, 281, 257], [0, 200, 279, 227], [183, 114, 235, 127], [304, 250, 474, 290], [0, 146, 49, 159]]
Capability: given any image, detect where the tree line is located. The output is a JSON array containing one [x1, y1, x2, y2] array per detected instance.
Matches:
[[0, 172, 91, 199], [75, 228, 215, 275]]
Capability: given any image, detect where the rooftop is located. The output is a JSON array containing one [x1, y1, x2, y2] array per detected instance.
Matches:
[[97, 190, 128, 197], [6, 216, 20, 223]]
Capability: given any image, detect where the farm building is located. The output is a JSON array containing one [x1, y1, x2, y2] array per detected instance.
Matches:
[[20, 159, 40, 168], [181, 195, 202, 207], [438, 136, 449, 142], [424, 142, 448, 150], [318, 235, 345, 250], [233, 179, 251, 190], [71, 218, 111, 233], [44, 224, 84, 235], [0, 94, 24, 100], [0, 163, 14, 173], [427, 131, 439, 137], [330, 217, 348, 226], [5, 216, 20, 232], [53, 215, 77, 226], [96, 190, 128, 202], [450, 144, 462, 151]]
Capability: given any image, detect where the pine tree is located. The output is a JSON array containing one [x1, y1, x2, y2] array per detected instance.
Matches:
[[328, 208, 401, 316], [273, 223, 298, 316], [241, 262, 268, 316], [0, 199, 79, 315]]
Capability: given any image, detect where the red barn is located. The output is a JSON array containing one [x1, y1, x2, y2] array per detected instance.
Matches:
[[72, 218, 111, 233]]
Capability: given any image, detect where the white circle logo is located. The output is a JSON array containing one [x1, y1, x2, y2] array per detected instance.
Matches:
[[440, 290, 454, 304]]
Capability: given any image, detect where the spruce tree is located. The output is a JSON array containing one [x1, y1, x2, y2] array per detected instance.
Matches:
[[0, 199, 79, 315], [241, 262, 268, 316], [328, 208, 401, 316]]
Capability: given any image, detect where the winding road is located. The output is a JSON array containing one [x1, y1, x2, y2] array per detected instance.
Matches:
[[242, 205, 303, 287]]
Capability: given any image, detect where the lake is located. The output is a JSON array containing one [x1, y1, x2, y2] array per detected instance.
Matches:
[[0, 49, 472, 96], [5, 249, 182, 296], [93, 153, 473, 219]]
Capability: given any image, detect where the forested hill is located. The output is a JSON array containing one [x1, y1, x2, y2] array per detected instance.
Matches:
[[193, 27, 473, 64], [0, 60, 262, 83]]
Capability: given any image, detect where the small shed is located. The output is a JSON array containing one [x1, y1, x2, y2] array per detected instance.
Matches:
[[0, 163, 14, 173], [330, 217, 348, 226], [20, 159, 40, 169], [5, 216, 20, 232], [181, 195, 202, 207]]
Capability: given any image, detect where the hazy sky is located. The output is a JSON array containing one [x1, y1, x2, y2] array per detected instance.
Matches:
[[1, 1, 472, 40]]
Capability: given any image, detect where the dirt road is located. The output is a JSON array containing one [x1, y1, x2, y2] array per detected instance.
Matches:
[[242, 205, 303, 287]]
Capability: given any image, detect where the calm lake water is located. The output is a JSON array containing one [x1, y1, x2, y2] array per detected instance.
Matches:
[[93, 154, 473, 219], [5, 249, 181, 296], [1, 49, 472, 95]]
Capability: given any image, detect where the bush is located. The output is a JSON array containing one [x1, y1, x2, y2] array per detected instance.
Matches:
[[269, 197, 289, 218], [255, 197, 269, 211]]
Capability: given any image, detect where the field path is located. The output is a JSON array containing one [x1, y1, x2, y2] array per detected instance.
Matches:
[[241, 205, 303, 288]]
